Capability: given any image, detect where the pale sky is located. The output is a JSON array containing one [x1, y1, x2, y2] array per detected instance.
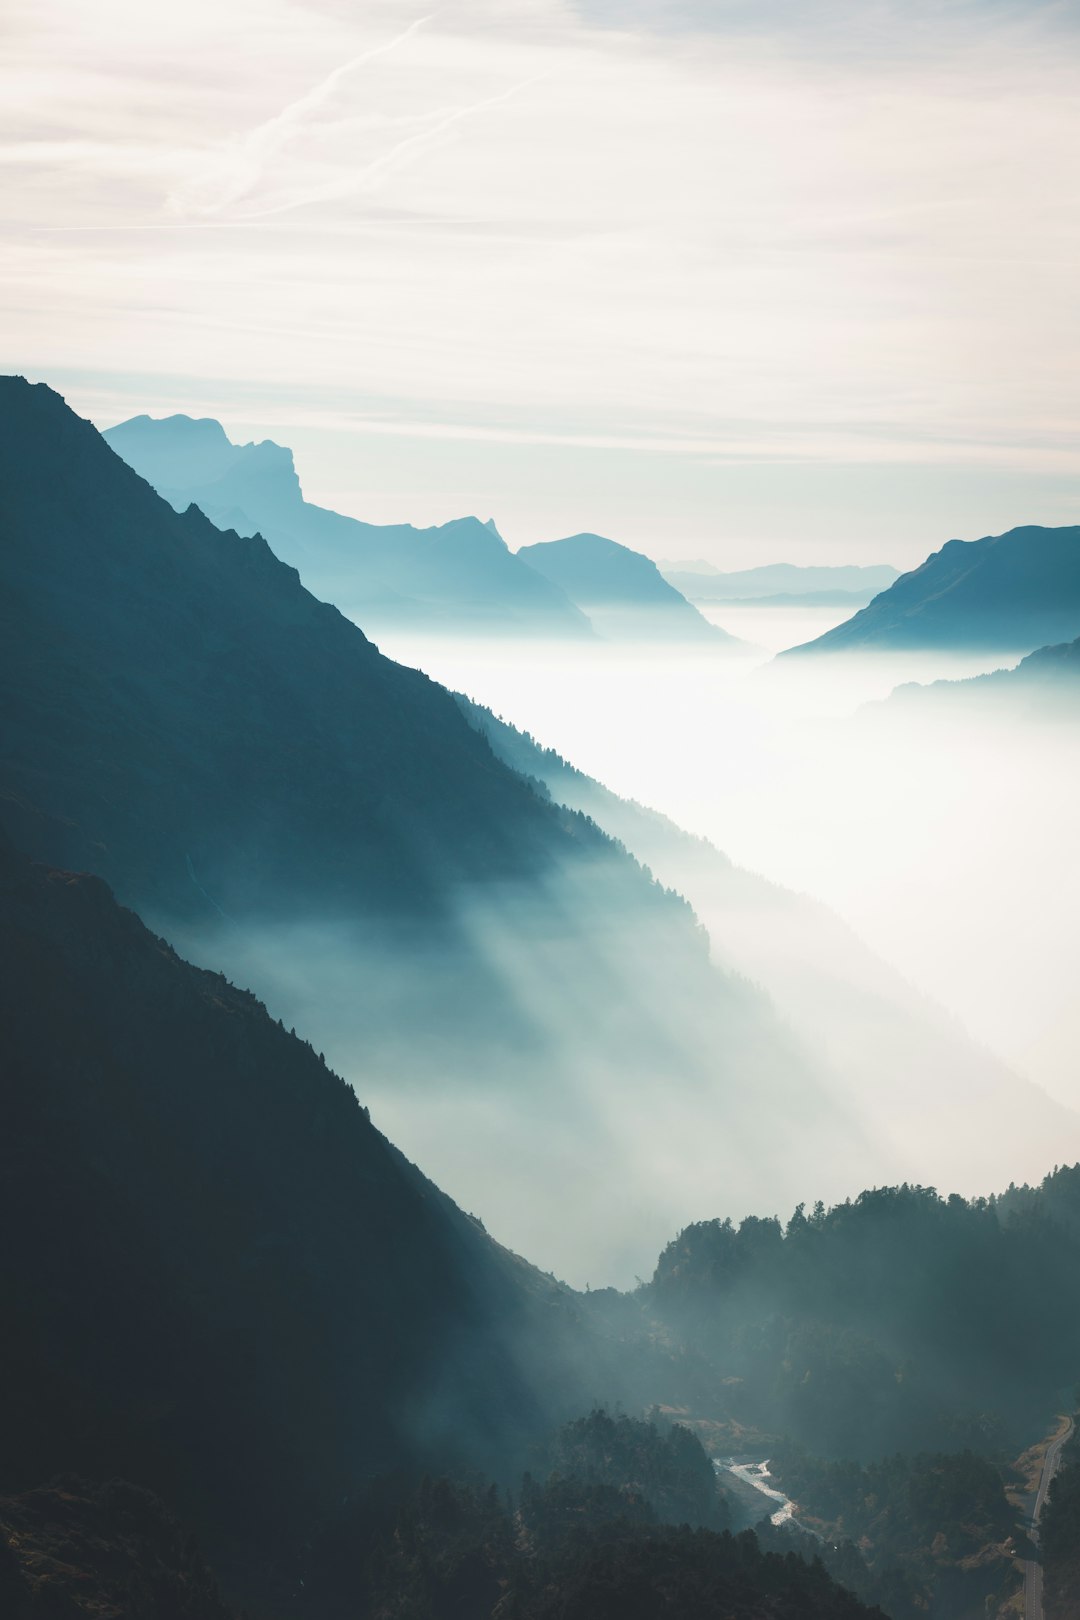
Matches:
[[3, 0, 1080, 565]]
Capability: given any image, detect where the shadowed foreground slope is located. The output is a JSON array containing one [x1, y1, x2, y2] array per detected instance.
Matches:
[[0, 839, 596, 1582]]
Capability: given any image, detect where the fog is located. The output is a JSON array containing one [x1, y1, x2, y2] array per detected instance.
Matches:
[[146, 595, 1080, 1291], [368, 603, 1080, 1122], [158, 853, 883, 1290]]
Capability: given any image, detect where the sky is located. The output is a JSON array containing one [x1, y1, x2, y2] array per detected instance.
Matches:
[[4, 0, 1080, 565]]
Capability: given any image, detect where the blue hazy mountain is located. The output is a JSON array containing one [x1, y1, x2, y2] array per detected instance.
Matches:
[[518, 533, 746, 644], [103, 413, 593, 639], [879, 633, 1080, 716], [1, 377, 879, 1279], [660, 561, 899, 605], [779, 525, 1080, 656]]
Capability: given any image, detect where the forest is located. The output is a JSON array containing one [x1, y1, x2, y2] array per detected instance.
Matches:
[[620, 1178, 1080, 1459]]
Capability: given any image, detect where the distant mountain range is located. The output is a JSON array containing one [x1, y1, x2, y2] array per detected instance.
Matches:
[[518, 533, 746, 644], [660, 562, 899, 605], [103, 414, 730, 647], [104, 412, 593, 639], [779, 525, 1080, 656]]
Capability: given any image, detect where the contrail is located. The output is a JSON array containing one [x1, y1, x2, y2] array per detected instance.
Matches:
[[171, 13, 434, 216], [236, 70, 550, 221], [242, 15, 434, 156]]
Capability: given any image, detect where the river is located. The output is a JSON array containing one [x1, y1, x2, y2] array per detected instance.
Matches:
[[714, 1458, 799, 1530]]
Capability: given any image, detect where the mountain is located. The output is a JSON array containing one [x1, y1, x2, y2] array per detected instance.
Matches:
[[0, 377, 868, 1283], [877, 633, 1080, 717], [0, 851, 888, 1620], [103, 412, 593, 639], [518, 532, 746, 643], [661, 562, 898, 604], [456, 697, 1080, 1199], [583, 1172, 1080, 1619], [778, 526, 1080, 657], [0, 837, 605, 1595]]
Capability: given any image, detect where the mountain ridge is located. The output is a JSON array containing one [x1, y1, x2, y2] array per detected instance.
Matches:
[[778, 525, 1080, 656], [104, 410, 594, 638]]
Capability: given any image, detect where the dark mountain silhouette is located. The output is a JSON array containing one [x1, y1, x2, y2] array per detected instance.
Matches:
[[297, 1463, 881, 1620], [778, 526, 1080, 656], [456, 696, 1080, 1197], [103, 412, 593, 638], [661, 562, 898, 605], [518, 532, 745, 643], [0, 376, 865, 1281], [0, 838, 605, 1594]]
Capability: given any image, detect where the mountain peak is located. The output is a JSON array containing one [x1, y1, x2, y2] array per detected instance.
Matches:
[[518, 532, 745, 645]]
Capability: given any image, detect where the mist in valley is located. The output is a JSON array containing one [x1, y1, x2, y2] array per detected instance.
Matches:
[[153, 595, 1080, 1290], [364, 603, 1080, 1162]]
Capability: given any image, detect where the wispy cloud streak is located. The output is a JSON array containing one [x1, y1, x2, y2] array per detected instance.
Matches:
[[170, 14, 434, 216]]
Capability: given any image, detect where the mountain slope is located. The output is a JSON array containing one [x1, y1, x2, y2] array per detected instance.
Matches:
[[104, 412, 593, 638], [456, 696, 1080, 1196], [519, 533, 744, 643], [0, 839, 600, 1587], [877, 633, 1080, 717], [779, 526, 1080, 656], [0, 377, 867, 1283]]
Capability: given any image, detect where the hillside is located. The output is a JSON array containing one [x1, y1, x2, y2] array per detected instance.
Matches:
[[875, 633, 1080, 718], [635, 1178, 1080, 1461], [0, 1481, 237, 1620], [0, 838, 602, 1594], [779, 525, 1080, 656], [0, 376, 864, 1283], [519, 532, 744, 643], [103, 412, 592, 638]]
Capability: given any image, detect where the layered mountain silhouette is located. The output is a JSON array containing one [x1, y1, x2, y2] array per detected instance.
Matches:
[[779, 525, 1080, 656], [661, 561, 898, 607], [456, 696, 1080, 1195], [1, 377, 875, 1282], [103, 412, 593, 638], [519, 532, 745, 643]]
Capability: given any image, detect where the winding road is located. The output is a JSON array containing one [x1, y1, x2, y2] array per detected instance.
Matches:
[[1025, 1416, 1074, 1620]]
